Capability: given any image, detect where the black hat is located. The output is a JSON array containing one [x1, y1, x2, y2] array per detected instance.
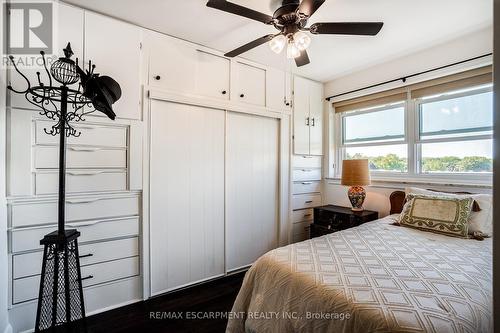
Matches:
[[80, 74, 121, 120], [90, 76, 122, 120]]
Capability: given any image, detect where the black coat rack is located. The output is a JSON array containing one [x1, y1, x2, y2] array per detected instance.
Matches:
[[8, 43, 121, 332]]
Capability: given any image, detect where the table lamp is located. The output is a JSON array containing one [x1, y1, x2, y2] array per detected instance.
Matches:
[[341, 159, 371, 211]]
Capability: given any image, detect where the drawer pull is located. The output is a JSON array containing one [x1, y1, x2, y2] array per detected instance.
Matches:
[[66, 197, 103, 204], [79, 275, 94, 281], [79, 253, 93, 259], [69, 147, 102, 152], [301, 169, 312, 172], [305, 200, 313, 204], [66, 171, 105, 176], [303, 213, 312, 217], [301, 182, 312, 185], [66, 220, 99, 228]]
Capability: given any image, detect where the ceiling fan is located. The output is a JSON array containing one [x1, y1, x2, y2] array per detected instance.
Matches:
[[206, 0, 383, 67]]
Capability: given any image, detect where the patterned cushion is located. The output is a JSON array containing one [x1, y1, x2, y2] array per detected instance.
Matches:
[[405, 187, 493, 236], [398, 194, 473, 238]]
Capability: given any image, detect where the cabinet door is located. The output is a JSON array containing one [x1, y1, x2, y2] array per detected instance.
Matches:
[[195, 50, 230, 100], [234, 62, 266, 106], [85, 12, 141, 120], [150, 101, 225, 295], [309, 80, 323, 155], [226, 112, 279, 271], [265, 67, 286, 111], [147, 32, 196, 94], [293, 76, 311, 155], [9, 3, 84, 110], [285, 71, 293, 111]]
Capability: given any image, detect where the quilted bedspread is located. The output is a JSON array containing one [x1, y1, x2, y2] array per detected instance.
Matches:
[[226, 215, 492, 333]]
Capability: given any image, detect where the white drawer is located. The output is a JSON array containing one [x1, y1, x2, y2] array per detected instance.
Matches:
[[35, 121, 127, 148], [11, 217, 140, 253], [13, 237, 139, 279], [35, 170, 127, 195], [293, 155, 322, 168], [292, 194, 322, 210], [11, 195, 139, 228], [35, 146, 127, 169], [292, 220, 311, 236], [292, 168, 321, 181], [292, 209, 314, 223], [292, 181, 321, 194], [13, 256, 140, 304]]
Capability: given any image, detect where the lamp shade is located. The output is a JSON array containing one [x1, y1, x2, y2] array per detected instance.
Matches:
[[341, 159, 371, 186]]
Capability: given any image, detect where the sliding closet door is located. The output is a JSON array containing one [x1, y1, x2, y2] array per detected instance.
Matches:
[[226, 112, 279, 271], [150, 100, 225, 295]]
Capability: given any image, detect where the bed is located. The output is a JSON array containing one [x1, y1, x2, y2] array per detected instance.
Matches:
[[226, 191, 492, 333]]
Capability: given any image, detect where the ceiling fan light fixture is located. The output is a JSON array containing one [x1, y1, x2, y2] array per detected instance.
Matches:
[[269, 34, 287, 54], [293, 31, 311, 51], [286, 41, 301, 59]]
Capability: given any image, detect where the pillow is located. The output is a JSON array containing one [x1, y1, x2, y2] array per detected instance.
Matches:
[[405, 187, 493, 237], [398, 194, 473, 238]]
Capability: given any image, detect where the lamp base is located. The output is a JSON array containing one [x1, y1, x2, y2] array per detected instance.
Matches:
[[348, 186, 366, 211]]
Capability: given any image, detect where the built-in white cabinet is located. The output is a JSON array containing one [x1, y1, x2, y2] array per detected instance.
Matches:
[[147, 32, 231, 101], [226, 112, 279, 271], [85, 12, 142, 120], [195, 50, 231, 100], [293, 76, 324, 155], [266, 67, 292, 112], [233, 61, 266, 107], [146, 31, 293, 113], [149, 100, 225, 295], [9, 2, 84, 110]]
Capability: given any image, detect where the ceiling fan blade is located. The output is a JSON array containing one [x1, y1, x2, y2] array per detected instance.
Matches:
[[224, 34, 276, 57], [297, 0, 325, 18], [309, 22, 384, 35], [206, 0, 274, 24], [295, 50, 310, 67]]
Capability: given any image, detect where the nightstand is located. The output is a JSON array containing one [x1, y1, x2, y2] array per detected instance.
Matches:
[[311, 205, 378, 238]]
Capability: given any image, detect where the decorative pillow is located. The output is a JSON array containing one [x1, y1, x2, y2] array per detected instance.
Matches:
[[405, 187, 493, 237], [398, 194, 473, 238]]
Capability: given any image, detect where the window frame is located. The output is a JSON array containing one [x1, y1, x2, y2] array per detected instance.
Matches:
[[339, 102, 409, 175], [332, 85, 493, 184], [414, 85, 493, 176]]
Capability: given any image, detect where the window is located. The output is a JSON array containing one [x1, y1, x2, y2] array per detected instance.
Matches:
[[417, 88, 493, 174], [341, 104, 408, 173], [334, 83, 493, 182]]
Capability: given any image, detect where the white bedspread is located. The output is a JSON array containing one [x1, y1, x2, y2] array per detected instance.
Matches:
[[227, 215, 492, 333]]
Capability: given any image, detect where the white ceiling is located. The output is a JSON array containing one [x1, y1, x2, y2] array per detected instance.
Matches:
[[62, 0, 493, 82]]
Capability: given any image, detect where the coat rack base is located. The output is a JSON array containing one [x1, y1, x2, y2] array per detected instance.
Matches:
[[35, 229, 87, 333]]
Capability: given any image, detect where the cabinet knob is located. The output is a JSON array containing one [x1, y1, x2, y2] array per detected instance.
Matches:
[[221, 90, 227, 95], [154, 75, 161, 80], [285, 102, 290, 106], [240, 93, 245, 98]]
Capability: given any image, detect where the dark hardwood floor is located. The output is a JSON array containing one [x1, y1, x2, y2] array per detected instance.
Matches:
[[85, 272, 246, 333]]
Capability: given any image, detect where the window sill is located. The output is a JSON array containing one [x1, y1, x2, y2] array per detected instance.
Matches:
[[325, 176, 492, 189]]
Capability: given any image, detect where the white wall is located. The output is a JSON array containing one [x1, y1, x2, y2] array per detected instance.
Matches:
[[0, 2, 10, 332], [323, 27, 493, 214], [324, 27, 493, 99]]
